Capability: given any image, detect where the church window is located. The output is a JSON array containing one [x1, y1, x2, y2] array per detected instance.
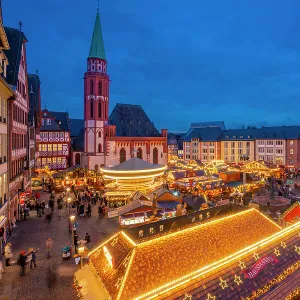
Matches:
[[120, 148, 126, 163], [90, 80, 94, 94], [98, 131, 101, 138], [137, 147, 143, 159], [153, 147, 158, 164], [98, 102, 102, 118], [90, 101, 94, 118], [98, 143, 102, 153], [98, 81, 102, 95]]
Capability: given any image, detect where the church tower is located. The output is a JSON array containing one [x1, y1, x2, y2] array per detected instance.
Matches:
[[84, 8, 109, 166]]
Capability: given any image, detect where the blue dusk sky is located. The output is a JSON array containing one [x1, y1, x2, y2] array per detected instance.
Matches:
[[3, 0, 300, 132]]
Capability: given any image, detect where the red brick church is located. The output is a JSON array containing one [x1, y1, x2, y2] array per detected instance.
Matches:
[[72, 8, 167, 169]]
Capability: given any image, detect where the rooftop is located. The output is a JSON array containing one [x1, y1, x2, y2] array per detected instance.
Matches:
[[84, 209, 289, 300]]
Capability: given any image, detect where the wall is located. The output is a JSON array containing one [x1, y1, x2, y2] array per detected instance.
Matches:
[[255, 139, 286, 165], [221, 140, 255, 163]]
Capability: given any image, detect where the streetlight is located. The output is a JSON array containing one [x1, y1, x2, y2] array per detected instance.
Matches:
[[70, 215, 75, 249], [67, 197, 72, 214], [78, 246, 85, 268]]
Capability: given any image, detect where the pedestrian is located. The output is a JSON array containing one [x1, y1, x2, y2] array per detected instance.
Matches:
[[87, 203, 92, 217], [46, 238, 53, 258], [79, 204, 84, 217], [4, 243, 13, 266], [28, 247, 39, 269], [46, 211, 53, 224], [18, 251, 27, 276], [98, 204, 103, 218], [49, 198, 54, 211], [85, 233, 91, 249]]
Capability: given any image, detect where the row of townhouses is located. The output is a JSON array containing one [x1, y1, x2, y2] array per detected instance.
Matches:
[[177, 122, 300, 170], [0, 3, 41, 243]]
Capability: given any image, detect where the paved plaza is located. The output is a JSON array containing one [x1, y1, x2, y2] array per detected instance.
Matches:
[[0, 192, 119, 300]]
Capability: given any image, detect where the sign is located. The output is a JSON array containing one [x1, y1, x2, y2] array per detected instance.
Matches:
[[243, 256, 278, 279]]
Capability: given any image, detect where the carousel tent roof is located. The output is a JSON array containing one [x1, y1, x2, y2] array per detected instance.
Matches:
[[83, 209, 289, 300], [102, 158, 165, 171], [155, 190, 182, 202]]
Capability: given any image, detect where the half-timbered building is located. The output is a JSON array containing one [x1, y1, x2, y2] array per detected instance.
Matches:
[[38, 109, 70, 170]]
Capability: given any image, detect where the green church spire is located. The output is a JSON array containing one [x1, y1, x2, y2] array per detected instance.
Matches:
[[88, 9, 106, 60]]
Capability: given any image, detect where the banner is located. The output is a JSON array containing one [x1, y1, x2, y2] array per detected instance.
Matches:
[[243, 256, 279, 279]]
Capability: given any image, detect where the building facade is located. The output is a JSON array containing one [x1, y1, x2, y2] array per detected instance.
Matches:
[[0, 16, 15, 241], [4, 25, 30, 220], [76, 9, 167, 169], [38, 109, 70, 170], [182, 124, 300, 170], [28, 74, 41, 176]]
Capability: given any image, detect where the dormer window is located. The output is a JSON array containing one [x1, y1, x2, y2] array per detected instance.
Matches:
[[58, 121, 61, 125], [226, 136, 229, 139], [233, 136, 236, 139], [248, 136, 251, 138], [240, 136, 243, 138], [128, 130, 131, 135], [46, 119, 51, 125], [129, 120, 132, 124]]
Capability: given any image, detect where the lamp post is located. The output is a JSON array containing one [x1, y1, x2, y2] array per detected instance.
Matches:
[[78, 246, 85, 268], [70, 215, 75, 247]]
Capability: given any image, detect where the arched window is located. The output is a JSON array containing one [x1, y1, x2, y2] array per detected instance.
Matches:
[[98, 81, 102, 95], [153, 147, 158, 164], [98, 143, 102, 153], [90, 101, 94, 118], [98, 102, 102, 118], [75, 153, 81, 165], [98, 131, 101, 138], [120, 148, 126, 163], [137, 147, 143, 159], [90, 79, 94, 94], [95, 164, 99, 173]]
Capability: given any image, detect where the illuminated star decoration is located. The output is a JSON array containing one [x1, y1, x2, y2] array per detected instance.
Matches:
[[183, 293, 192, 300], [207, 293, 216, 300], [199, 214, 203, 220], [295, 246, 300, 255], [253, 252, 260, 261], [103, 264, 110, 274], [239, 260, 246, 270], [192, 217, 196, 223], [122, 256, 131, 268], [281, 241, 287, 249], [115, 277, 124, 289], [219, 277, 228, 289], [274, 248, 281, 257], [96, 249, 102, 256], [111, 237, 118, 247], [234, 274, 243, 286]]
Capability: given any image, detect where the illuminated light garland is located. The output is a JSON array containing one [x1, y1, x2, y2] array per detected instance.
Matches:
[[101, 165, 167, 174], [245, 261, 300, 300], [278, 202, 300, 220], [88, 232, 119, 256], [239, 260, 246, 270], [121, 231, 137, 247], [133, 219, 300, 300], [206, 293, 216, 300], [234, 274, 243, 286], [274, 248, 281, 257], [253, 252, 260, 261], [219, 277, 228, 289], [73, 278, 84, 300], [286, 287, 300, 300]]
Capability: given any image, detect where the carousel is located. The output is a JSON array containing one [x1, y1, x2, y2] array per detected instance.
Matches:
[[101, 158, 167, 205]]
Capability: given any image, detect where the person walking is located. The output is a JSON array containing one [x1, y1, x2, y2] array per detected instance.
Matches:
[[46, 238, 53, 258], [28, 247, 39, 269], [4, 243, 13, 266], [98, 204, 103, 218], [85, 233, 91, 249], [87, 203, 92, 218], [74, 233, 78, 253], [18, 251, 27, 276]]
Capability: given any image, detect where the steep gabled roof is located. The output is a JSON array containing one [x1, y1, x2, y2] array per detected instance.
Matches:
[[184, 127, 224, 142], [69, 118, 84, 137], [84, 209, 284, 300], [41, 109, 70, 131], [4, 26, 27, 86], [109, 103, 160, 137]]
